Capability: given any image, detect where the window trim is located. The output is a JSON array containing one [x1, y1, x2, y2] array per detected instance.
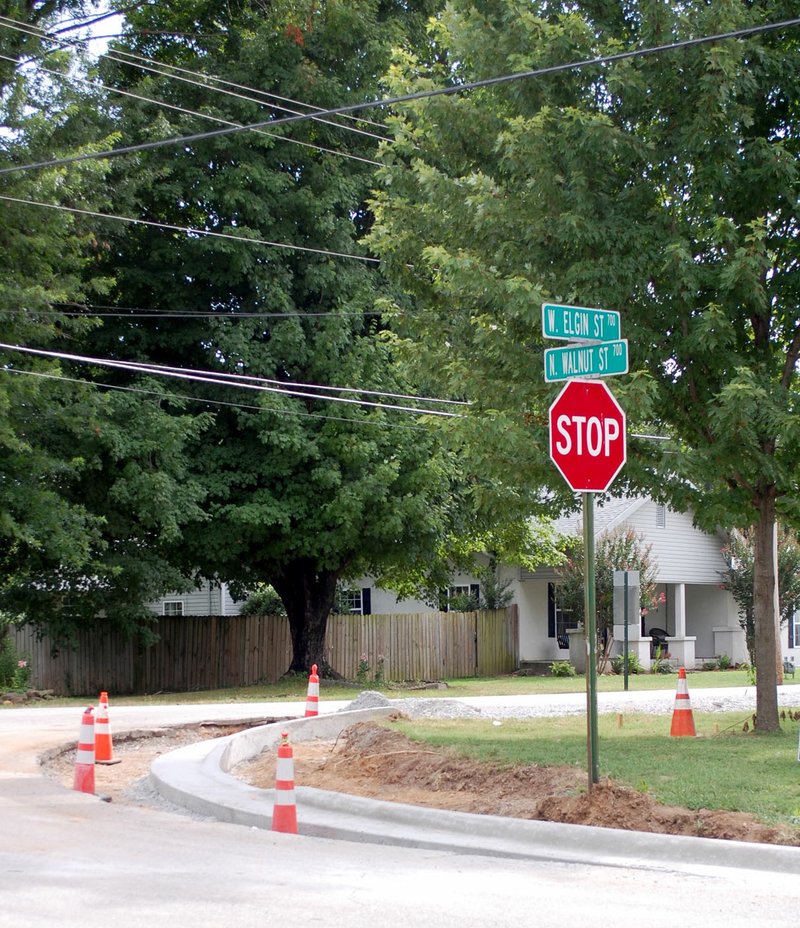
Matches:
[[163, 600, 184, 616], [343, 588, 363, 615]]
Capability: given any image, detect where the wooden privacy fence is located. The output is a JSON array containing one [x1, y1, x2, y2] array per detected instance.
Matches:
[[12, 606, 519, 696]]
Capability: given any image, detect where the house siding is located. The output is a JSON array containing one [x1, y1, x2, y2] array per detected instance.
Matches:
[[623, 500, 727, 584], [147, 581, 229, 616]]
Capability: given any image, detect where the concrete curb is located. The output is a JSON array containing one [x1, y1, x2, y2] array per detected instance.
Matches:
[[150, 708, 800, 874]]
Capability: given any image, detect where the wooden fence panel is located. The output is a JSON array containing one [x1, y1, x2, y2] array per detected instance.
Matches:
[[11, 607, 518, 695]]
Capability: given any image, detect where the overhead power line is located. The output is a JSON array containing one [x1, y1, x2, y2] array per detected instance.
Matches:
[[0, 15, 390, 142], [1, 16, 798, 177], [105, 354, 470, 407], [0, 343, 465, 417], [0, 194, 378, 264], [3, 366, 432, 431], [2, 304, 382, 319], [0, 50, 382, 168]]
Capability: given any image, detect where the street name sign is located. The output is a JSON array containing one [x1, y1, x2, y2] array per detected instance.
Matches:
[[542, 303, 621, 342], [544, 339, 628, 383]]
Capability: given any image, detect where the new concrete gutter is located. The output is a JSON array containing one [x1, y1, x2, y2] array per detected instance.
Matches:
[[150, 707, 800, 875]]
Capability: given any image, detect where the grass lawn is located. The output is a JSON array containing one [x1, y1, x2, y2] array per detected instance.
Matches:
[[12, 667, 797, 707], [392, 710, 800, 827]]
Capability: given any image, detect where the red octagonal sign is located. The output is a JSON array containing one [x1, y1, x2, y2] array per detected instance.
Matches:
[[549, 379, 626, 492]]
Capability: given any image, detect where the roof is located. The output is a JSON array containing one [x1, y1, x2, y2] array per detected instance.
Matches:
[[553, 496, 649, 538]]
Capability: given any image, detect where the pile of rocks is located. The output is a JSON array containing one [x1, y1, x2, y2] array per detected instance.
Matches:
[[1, 688, 56, 705]]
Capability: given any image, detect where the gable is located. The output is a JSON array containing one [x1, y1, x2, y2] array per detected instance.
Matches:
[[543, 497, 727, 585], [613, 500, 727, 584]]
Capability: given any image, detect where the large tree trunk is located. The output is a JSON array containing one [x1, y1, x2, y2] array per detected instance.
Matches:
[[270, 560, 339, 677], [753, 488, 780, 731]]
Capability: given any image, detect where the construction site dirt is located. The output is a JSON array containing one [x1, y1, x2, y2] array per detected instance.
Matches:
[[41, 720, 800, 847]]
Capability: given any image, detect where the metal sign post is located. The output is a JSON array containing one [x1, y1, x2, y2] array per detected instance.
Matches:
[[584, 493, 599, 787]]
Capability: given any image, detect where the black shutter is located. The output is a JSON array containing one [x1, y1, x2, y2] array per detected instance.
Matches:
[[547, 583, 556, 638], [789, 611, 795, 649], [361, 588, 371, 616]]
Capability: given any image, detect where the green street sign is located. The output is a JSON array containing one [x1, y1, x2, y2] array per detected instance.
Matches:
[[544, 339, 628, 382], [542, 303, 621, 342]]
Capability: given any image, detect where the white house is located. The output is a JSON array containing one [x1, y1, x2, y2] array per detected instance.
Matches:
[[148, 497, 799, 670], [510, 496, 748, 670]]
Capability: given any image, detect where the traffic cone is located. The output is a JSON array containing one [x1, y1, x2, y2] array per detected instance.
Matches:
[[670, 667, 697, 737], [272, 732, 298, 834], [72, 706, 96, 794], [304, 664, 319, 718], [95, 691, 120, 765]]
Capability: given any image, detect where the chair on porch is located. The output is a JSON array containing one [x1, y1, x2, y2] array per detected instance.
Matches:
[[650, 627, 669, 658]]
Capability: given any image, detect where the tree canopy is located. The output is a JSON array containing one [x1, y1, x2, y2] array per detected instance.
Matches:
[[0, 4, 212, 644], [45, 0, 535, 673], [370, 0, 800, 726]]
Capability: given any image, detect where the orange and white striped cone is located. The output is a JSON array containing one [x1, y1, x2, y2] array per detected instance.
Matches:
[[304, 664, 319, 718], [72, 706, 96, 794], [272, 732, 298, 834], [670, 667, 697, 737], [95, 691, 120, 765]]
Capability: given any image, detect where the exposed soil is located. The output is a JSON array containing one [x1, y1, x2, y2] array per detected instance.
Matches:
[[42, 720, 800, 846]]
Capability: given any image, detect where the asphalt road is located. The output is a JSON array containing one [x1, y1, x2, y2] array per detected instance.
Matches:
[[1, 694, 800, 927]]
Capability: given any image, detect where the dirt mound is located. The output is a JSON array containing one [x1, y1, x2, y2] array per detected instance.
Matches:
[[237, 722, 800, 846]]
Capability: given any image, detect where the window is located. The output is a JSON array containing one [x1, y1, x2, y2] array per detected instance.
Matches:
[[445, 584, 480, 612], [791, 610, 799, 649], [548, 583, 579, 649], [163, 600, 184, 616], [343, 589, 362, 614]]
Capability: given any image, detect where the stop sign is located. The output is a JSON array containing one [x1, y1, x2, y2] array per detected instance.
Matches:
[[549, 380, 626, 492]]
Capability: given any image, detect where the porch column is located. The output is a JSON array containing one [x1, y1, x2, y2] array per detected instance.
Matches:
[[666, 582, 695, 669], [673, 583, 687, 638]]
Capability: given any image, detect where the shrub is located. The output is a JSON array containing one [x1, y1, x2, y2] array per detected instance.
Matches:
[[611, 651, 644, 675], [716, 653, 732, 670], [0, 633, 31, 691], [650, 645, 674, 675], [240, 585, 286, 616], [549, 660, 576, 677]]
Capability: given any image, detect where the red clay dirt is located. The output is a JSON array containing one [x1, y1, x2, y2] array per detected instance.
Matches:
[[41, 720, 800, 847], [236, 721, 800, 847]]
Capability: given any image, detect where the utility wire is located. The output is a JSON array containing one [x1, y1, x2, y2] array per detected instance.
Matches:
[[0, 343, 465, 417], [0, 194, 379, 265], [0, 51, 382, 167], [102, 48, 392, 144], [2, 304, 382, 319], [2, 366, 431, 431], [49, 1, 150, 36], [1, 16, 798, 177], [103, 354, 470, 406], [0, 15, 390, 142]]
